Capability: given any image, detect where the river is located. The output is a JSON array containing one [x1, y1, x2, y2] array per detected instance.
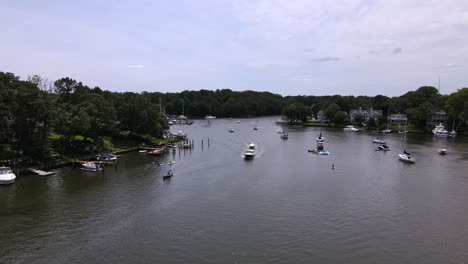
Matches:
[[1, 117, 468, 264]]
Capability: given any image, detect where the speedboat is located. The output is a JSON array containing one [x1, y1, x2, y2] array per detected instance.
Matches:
[[398, 153, 415, 163], [376, 144, 390, 151], [372, 139, 386, 144], [81, 162, 103, 172], [248, 143, 256, 150], [449, 130, 457, 137], [280, 132, 288, 139], [228, 128, 234, 133], [163, 170, 174, 180], [0, 167, 16, 185], [148, 148, 165, 155], [432, 123, 448, 137], [344, 125, 360, 132], [438, 148, 447, 155], [96, 153, 117, 161], [244, 149, 255, 160]]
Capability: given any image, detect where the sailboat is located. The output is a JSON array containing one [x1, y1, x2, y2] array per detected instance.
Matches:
[[398, 122, 415, 163], [205, 105, 216, 120], [316, 130, 324, 142], [382, 108, 392, 133]]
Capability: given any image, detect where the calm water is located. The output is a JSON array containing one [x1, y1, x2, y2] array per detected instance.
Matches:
[[1, 118, 468, 264]]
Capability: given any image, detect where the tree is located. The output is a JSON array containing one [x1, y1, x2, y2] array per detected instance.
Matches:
[[366, 117, 377, 130], [353, 114, 365, 125], [325, 103, 340, 120], [54, 77, 79, 103], [285, 103, 308, 122], [333, 111, 348, 125]]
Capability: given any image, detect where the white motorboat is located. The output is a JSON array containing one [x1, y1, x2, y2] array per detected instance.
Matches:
[[96, 153, 117, 161], [277, 129, 284, 134], [228, 128, 234, 133], [0, 167, 16, 185], [449, 130, 457, 137], [432, 123, 448, 137], [205, 115, 216, 119], [373, 139, 386, 144], [344, 125, 359, 132], [399, 153, 415, 163], [244, 149, 255, 160], [438, 148, 447, 155], [248, 143, 256, 150], [80, 162, 103, 172], [237, 120, 241, 123], [382, 129, 392, 133], [376, 144, 390, 151]]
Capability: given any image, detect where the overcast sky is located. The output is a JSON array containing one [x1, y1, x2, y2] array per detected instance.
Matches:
[[1, 0, 467, 96]]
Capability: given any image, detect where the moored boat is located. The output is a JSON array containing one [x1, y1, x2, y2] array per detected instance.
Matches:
[[438, 148, 447, 155], [373, 138, 386, 144], [344, 125, 359, 132], [0, 167, 16, 185], [80, 162, 103, 172], [244, 149, 255, 160], [432, 123, 448, 137], [280, 132, 288, 139], [96, 153, 117, 161], [376, 144, 390, 151], [163, 170, 174, 180], [228, 128, 234, 133], [398, 153, 416, 163], [248, 143, 256, 150]]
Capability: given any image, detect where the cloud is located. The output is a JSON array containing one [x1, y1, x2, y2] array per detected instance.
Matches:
[[438, 63, 460, 68], [310, 56, 341, 62], [127, 64, 144, 69], [392, 48, 402, 54]]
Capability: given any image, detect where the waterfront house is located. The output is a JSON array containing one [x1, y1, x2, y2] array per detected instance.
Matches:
[[388, 113, 408, 125], [426, 110, 447, 129], [316, 110, 328, 121], [349, 107, 382, 123]]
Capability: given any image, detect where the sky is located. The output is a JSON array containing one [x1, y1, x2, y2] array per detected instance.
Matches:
[[1, 0, 467, 96]]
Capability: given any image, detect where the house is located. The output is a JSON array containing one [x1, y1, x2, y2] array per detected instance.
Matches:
[[388, 113, 408, 125], [349, 107, 382, 123], [426, 110, 447, 129], [316, 110, 328, 121]]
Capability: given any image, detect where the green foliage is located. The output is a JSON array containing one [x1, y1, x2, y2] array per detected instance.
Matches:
[[285, 103, 309, 122], [366, 117, 377, 129], [325, 103, 340, 120], [333, 111, 348, 125], [353, 114, 365, 125]]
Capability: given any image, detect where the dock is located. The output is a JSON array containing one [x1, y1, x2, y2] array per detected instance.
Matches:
[[28, 168, 57, 176]]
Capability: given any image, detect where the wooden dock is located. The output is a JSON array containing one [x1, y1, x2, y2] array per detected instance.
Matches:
[[28, 168, 57, 176]]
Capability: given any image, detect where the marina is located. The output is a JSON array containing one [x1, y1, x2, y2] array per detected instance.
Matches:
[[1, 117, 468, 264]]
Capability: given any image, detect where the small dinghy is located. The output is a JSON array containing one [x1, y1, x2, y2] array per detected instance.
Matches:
[[318, 151, 330, 155], [163, 170, 174, 180]]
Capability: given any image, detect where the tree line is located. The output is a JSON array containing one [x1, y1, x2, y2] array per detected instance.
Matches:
[[1, 71, 467, 163]]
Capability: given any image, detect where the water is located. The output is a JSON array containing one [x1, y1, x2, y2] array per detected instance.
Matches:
[[1, 118, 468, 264]]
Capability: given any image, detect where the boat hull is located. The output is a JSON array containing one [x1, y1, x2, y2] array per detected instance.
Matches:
[[0, 178, 15, 185], [398, 154, 415, 163]]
